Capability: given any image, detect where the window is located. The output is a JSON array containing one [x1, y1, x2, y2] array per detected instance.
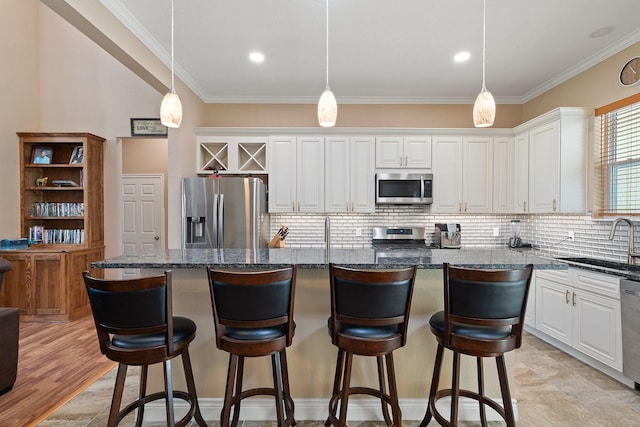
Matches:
[[595, 97, 640, 216]]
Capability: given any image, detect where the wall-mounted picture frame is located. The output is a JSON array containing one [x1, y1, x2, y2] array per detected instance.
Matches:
[[31, 146, 53, 165], [130, 118, 168, 137], [69, 146, 84, 164]]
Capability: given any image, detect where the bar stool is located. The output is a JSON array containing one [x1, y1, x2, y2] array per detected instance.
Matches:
[[419, 263, 533, 427], [206, 266, 297, 427], [325, 263, 417, 427], [82, 271, 206, 427]]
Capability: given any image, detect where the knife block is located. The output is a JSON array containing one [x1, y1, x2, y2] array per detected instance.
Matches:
[[269, 235, 286, 248]]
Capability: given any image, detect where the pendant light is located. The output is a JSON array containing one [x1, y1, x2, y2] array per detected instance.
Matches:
[[473, 0, 495, 127], [160, 0, 182, 128], [317, 0, 337, 127]]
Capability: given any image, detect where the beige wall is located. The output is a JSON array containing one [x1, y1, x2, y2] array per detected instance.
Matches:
[[523, 41, 640, 120], [1, 0, 640, 256], [0, 1, 40, 237], [199, 103, 523, 129]]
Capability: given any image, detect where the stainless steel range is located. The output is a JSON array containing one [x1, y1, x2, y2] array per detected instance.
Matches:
[[372, 226, 431, 264]]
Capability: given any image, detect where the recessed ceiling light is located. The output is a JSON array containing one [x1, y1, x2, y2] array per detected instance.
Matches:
[[249, 52, 265, 63], [454, 52, 470, 62]]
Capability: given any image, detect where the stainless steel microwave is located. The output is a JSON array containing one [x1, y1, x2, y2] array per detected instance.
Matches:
[[375, 173, 433, 205]]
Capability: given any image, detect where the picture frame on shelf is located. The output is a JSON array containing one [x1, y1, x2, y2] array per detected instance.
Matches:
[[69, 146, 84, 164], [130, 118, 168, 137], [31, 146, 52, 165]]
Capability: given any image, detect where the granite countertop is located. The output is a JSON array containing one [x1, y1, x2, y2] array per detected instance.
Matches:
[[92, 247, 566, 270]]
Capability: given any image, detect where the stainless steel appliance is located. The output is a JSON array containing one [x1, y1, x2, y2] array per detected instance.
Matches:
[[182, 177, 269, 249], [433, 223, 461, 248], [375, 173, 433, 205], [620, 279, 640, 388], [371, 226, 431, 264], [509, 219, 523, 248]]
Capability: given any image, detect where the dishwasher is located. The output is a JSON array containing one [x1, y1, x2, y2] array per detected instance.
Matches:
[[621, 279, 640, 389]]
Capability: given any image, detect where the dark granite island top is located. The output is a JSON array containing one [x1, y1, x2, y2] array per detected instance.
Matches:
[[92, 247, 566, 270]]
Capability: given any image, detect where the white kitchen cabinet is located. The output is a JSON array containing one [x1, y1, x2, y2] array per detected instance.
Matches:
[[325, 136, 375, 213], [493, 137, 514, 213], [431, 136, 492, 213], [431, 136, 462, 213], [513, 107, 592, 214], [535, 268, 622, 371], [513, 131, 529, 213], [268, 135, 325, 213], [375, 136, 432, 169], [197, 135, 268, 175]]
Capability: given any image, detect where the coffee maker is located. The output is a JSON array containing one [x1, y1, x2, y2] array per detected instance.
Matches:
[[509, 219, 523, 248], [434, 223, 462, 248]]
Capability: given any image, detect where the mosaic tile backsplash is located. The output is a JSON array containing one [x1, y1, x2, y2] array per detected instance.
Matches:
[[269, 206, 638, 264]]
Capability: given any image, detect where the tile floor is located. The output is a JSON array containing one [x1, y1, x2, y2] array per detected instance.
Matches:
[[39, 333, 640, 426]]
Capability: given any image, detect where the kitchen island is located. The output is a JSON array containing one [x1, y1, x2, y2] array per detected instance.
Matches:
[[93, 248, 564, 422]]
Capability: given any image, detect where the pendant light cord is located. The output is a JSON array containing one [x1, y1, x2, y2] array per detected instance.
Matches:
[[170, 0, 176, 93], [481, 0, 487, 92], [325, 0, 330, 90]]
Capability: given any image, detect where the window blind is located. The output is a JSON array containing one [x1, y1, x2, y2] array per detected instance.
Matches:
[[595, 100, 640, 216]]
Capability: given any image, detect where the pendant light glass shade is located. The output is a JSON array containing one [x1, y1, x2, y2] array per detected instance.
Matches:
[[161, 91, 183, 128], [473, 89, 495, 127], [318, 88, 337, 128], [473, 0, 495, 127], [318, 0, 336, 127], [160, 0, 182, 129]]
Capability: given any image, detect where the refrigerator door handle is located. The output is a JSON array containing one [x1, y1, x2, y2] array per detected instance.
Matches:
[[212, 194, 219, 248], [218, 193, 224, 248]]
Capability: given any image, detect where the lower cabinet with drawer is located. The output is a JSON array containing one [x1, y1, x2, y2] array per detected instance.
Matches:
[[535, 268, 622, 372]]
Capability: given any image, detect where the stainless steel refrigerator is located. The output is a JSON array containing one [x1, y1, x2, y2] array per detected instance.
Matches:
[[182, 177, 269, 249]]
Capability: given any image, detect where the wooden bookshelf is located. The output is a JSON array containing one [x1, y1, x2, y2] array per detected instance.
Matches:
[[0, 133, 105, 321]]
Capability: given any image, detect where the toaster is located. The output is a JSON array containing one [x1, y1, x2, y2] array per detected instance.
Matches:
[[434, 223, 461, 249]]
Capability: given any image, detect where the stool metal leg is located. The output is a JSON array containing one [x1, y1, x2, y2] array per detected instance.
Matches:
[[222, 354, 239, 427], [326, 350, 345, 427], [231, 356, 245, 427], [377, 356, 393, 425], [135, 365, 148, 427], [477, 357, 487, 427], [108, 363, 128, 427], [419, 344, 444, 427], [338, 352, 354, 427], [496, 355, 516, 427], [163, 359, 176, 427], [450, 351, 461, 427], [181, 349, 207, 426], [385, 352, 401, 426]]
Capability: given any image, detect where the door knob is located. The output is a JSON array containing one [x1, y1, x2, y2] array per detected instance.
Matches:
[[154, 236, 160, 241]]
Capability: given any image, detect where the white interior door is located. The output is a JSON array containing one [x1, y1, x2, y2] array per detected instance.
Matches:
[[122, 174, 165, 278]]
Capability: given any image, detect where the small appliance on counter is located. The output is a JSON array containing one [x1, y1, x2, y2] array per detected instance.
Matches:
[[0, 238, 28, 250], [433, 223, 461, 249], [509, 219, 522, 248]]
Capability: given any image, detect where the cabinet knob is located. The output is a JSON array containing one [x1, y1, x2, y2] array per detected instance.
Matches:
[[154, 236, 159, 241]]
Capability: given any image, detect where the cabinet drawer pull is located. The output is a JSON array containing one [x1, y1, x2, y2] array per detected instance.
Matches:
[[553, 199, 557, 211], [572, 291, 577, 307], [566, 289, 570, 304], [523, 201, 527, 212]]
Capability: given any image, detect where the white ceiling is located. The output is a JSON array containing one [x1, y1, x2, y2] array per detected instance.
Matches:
[[101, 0, 640, 104]]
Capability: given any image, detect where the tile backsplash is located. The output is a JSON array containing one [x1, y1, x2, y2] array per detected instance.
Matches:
[[270, 207, 638, 263]]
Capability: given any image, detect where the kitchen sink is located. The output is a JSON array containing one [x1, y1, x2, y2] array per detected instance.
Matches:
[[557, 257, 640, 273]]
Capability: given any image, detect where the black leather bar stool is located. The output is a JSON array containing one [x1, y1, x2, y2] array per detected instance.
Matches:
[[82, 271, 206, 427], [419, 263, 533, 427], [325, 264, 417, 427], [206, 266, 297, 427]]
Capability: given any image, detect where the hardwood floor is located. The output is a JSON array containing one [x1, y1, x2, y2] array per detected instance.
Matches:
[[0, 315, 115, 426]]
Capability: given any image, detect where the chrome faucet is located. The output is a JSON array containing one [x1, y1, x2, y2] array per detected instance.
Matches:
[[609, 218, 640, 264], [325, 216, 331, 249]]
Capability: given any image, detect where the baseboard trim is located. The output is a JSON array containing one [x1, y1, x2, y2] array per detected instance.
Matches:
[[141, 396, 518, 423]]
